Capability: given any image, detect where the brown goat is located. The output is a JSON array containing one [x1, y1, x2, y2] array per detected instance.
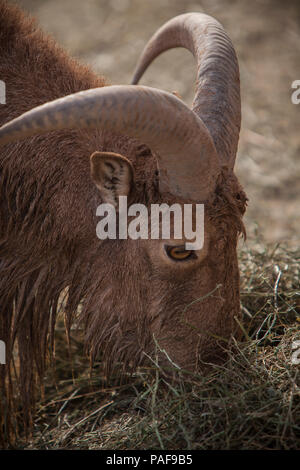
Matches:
[[0, 1, 247, 439]]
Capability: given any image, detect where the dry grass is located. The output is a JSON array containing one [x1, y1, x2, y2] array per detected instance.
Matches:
[[7, 238, 298, 450]]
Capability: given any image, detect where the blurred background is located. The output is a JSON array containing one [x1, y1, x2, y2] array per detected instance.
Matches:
[[11, 0, 300, 246]]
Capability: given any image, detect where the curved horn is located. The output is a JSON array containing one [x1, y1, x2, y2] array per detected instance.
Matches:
[[0, 85, 219, 200], [131, 13, 241, 169]]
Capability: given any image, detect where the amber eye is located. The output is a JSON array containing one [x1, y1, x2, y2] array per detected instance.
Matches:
[[165, 245, 196, 261]]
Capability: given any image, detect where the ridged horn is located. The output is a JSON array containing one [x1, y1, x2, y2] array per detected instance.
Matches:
[[0, 85, 220, 200], [131, 13, 241, 169]]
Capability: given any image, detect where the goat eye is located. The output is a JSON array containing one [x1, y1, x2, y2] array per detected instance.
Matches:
[[165, 245, 196, 261]]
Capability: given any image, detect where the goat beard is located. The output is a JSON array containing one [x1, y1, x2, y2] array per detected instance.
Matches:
[[79, 278, 154, 378]]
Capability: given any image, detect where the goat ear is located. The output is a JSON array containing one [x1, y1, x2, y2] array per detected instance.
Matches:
[[90, 151, 134, 207]]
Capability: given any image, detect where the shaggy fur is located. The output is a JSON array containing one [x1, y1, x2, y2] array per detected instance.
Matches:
[[0, 1, 247, 442]]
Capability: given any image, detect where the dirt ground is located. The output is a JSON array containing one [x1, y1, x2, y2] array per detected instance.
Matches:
[[11, 0, 300, 246]]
